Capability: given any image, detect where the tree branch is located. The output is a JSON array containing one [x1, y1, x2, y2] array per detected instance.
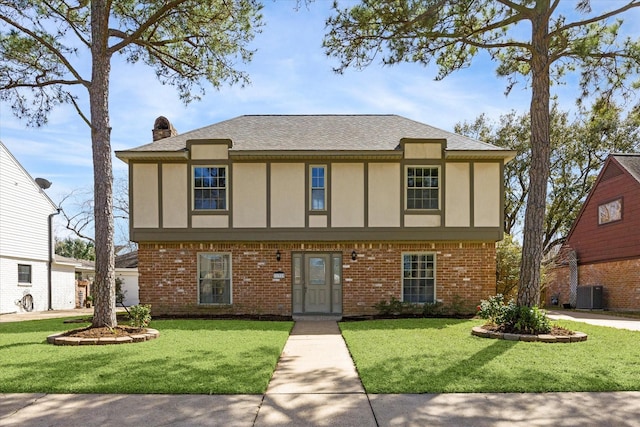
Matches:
[[2, 79, 85, 90], [552, 1, 640, 37], [495, 0, 530, 15], [0, 13, 89, 88], [107, 0, 189, 54], [67, 94, 91, 128], [41, 0, 91, 48]]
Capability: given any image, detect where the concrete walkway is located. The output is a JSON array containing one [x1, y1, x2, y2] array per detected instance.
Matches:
[[547, 309, 640, 331], [3, 310, 640, 426], [255, 321, 375, 427]]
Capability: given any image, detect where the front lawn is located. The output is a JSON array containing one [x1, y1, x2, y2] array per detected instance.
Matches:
[[340, 318, 640, 393], [0, 318, 292, 394]]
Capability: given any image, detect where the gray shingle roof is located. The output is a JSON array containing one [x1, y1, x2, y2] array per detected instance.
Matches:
[[612, 154, 640, 184], [115, 251, 138, 269], [122, 115, 505, 153]]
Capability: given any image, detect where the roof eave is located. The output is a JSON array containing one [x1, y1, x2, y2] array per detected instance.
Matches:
[[228, 150, 403, 160], [446, 150, 517, 163], [115, 150, 189, 163]]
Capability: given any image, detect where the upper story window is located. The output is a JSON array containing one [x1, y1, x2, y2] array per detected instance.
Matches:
[[406, 166, 439, 210], [311, 166, 326, 211], [193, 166, 227, 210], [18, 264, 32, 283]]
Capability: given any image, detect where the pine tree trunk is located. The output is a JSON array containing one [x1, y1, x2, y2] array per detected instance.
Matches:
[[90, 0, 116, 328], [517, 2, 551, 307]]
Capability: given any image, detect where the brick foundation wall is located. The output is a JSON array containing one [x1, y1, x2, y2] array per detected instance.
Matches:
[[545, 265, 571, 307], [545, 258, 640, 310], [138, 241, 497, 317]]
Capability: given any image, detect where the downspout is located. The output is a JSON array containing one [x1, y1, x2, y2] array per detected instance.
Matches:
[[48, 208, 62, 310]]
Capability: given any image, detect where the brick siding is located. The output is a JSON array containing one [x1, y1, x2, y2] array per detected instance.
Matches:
[[546, 258, 640, 310], [138, 241, 497, 317]]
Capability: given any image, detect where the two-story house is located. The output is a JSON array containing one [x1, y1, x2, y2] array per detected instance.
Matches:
[[115, 115, 514, 317], [547, 154, 640, 310], [0, 142, 76, 314]]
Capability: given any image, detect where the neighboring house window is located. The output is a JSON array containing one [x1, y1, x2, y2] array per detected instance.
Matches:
[[406, 167, 439, 210], [310, 166, 326, 211], [402, 253, 435, 303], [193, 166, 227, 210], [18, 264, 32, 283], [598, 198, 623, 225], [198, 253, 231, 304]]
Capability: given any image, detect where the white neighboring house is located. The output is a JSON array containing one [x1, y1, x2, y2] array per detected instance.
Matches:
[[0, 142, 75, 314], [53, 255, 95, 308], [115, 251, 139, 306]]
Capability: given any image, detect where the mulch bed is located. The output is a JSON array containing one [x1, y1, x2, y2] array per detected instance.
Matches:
[[62, 326, 145, 338], [481, 323, 575, 336]]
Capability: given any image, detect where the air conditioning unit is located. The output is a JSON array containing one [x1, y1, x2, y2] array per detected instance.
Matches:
[[576, 285, 603, 310]]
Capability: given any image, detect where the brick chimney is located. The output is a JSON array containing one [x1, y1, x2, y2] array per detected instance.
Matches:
[[152, 116, 177, 141]]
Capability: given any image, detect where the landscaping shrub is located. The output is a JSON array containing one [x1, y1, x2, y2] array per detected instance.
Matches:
[[374, 297, 421, 316], [477, 294, 551, 334], [129, 304, 152, 328], [374, 295, 474, 318]]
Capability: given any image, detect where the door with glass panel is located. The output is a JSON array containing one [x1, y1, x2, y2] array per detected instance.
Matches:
[[292, 253, 342, 314]]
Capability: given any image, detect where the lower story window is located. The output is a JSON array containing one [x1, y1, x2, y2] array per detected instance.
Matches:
[[402, 253, 435, 303], [18, 264, 32, 283], [198, 253, 231, 304]]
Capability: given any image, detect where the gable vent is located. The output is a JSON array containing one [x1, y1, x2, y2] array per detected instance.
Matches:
[[601, 163, 623, 182]]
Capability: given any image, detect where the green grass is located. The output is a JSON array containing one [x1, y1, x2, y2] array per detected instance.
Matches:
[[340, 318, 640, 393], [0, 318, 292, 394]]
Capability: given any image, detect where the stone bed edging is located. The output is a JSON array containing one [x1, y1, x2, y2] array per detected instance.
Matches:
[[471, 326, 587, 343], [47, 328, 160, 346]]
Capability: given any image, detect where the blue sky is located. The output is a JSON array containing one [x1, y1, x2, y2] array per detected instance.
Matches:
[[1, 1, 639, 241]]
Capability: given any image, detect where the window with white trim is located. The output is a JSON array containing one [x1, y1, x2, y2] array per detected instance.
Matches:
[[198, 253, 231, 304], [402, 253, 435, 303], [193, 166, 227, 210], [406, 166, 439, 210], [310, 166, 326, 211], [18, 264, 32, 283]]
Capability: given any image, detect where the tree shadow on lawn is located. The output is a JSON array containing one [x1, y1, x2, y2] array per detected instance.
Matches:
[[0, 344, 282, 394], [359, 339, 518, 393], [360, 337, 627, 393]]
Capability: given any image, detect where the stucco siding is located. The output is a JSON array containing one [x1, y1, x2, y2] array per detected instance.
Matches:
[[192, 215, 229, 228], [331, 163, 365, 227], [162, 163, 188, 228], [232, 163, 267, 228], [270, 163, 305, 228], [309, 215, 327, 228], [191, 144, 228, 160], [404, 143, 442, 159], [473, 163, 501, 227], [445, 163, 471, 227], [132, 163, 159, 228], [368, 163, 401, 227], [404, 214, 441, 227]]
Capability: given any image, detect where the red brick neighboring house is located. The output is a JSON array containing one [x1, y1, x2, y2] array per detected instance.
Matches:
[[547, 154, 640, 310], [116, 115, 515, 318]]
